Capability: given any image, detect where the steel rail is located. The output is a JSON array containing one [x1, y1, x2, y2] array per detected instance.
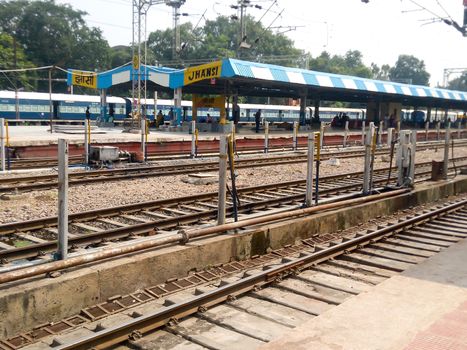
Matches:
[[0, 180, 384, 262], [2, 153, 465, 194], [0, 164, 449, 262], [54, 196, 467, 350], [0, 151, 374, 187], [2, 141, 466, 191], [0, 189, 409, 286], [0, 166, 399, 235]]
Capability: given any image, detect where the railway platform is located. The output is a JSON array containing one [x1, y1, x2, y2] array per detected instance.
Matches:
[[261, 227, 467, 350], [6, 125, 359, 146], [3, 124, 462, 160]]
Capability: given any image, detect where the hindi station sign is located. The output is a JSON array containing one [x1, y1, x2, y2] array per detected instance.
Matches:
[[71, 70, 97, 89]]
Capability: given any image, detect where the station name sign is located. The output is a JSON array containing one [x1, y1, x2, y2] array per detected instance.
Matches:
[[184, 61, 222, 86], [192, 95, 225, 109], [71, 70, 97, 89]]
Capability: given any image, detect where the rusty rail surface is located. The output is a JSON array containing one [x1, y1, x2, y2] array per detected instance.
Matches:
[[53, 196, 467, 350]]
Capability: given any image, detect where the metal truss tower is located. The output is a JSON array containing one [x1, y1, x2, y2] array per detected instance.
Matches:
[[131, 0, 186, 125], [132, 0, 156, 125]]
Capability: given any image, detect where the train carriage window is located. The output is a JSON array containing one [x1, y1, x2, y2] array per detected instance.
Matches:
[[31, 105, 38, 112], [23, 105, 31, 112], [7, 104, 15, 111]]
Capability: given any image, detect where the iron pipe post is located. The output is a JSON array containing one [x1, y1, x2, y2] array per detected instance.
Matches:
[[84, 119, 89, 166], [409, 130, 417, 186], [305, 133, 314, 207], [292, 121, 298, 151], [190, 121, 196, 158], [443, 122, 450, 179], [343, 120, 349, 147], [0, 118, 5, 172], [387, 128, 394, 147], [425, 121, 429, 141], [264, 121, 269, 153], [217, 135, 228, 225], [361, 120, 366, 146], [57, 139, 69, 260]]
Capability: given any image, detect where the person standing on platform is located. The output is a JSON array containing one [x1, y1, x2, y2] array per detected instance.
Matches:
[[233, 102, 240, 126], [168, 107, 174, 125], [85, 106, 91, 120], [254, 109, 261, 133], [156, 110, 164, 128], [109, 107, 115, 123]]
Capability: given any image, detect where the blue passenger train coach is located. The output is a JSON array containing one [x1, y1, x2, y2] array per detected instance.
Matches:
[[0, 91, 130, 120], [0, 91, 368, 123]]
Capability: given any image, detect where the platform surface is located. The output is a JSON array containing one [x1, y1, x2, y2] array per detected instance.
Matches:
[[6, 125, 368, 146], [260, 234, 467, 350]]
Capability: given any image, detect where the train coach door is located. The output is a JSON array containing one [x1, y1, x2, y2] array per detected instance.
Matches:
[[53, 101, 59, 119]]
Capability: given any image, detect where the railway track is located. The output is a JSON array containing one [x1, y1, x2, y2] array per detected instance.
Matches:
[[5, 138, 467, 170], [0, 162, 459, 267], [1, 143, 467, 194], [3, 196, 466, 349]]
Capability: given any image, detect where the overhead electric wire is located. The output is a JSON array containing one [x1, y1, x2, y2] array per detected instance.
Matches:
[[0, 65, 54, 73], [87, 19, 131, 30], [435, 0, 454, 22], [255, 0, 277, 24]]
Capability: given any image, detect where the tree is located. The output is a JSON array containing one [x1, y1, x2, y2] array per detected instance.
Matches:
[[148, 22, 201, 66], [447, 72, 467, 92], [109, 46, 132, 68], [389, 55, 430, 86], [308, 50, 372, 78], [0, 0, 110, 71], [0, 32, 36, 90], [147, 16, 303, 68], [371, 63, 390, 81]]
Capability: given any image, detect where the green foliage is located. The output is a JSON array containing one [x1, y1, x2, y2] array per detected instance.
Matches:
[[109, 45, 132, 68], [447, 72, 467, 92], [0, 0, 111, 91], [389, 55, 430, 86], [0, 32, 36, 90], [371, 63, 390, 81], [0, 1, 439, 96], [308, 50, 372, 78], [147, 15, 302, 68], [0, 0, 110, 70]]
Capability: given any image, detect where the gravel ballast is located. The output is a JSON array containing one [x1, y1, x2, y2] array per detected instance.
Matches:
[[0, 147, 466, 224]]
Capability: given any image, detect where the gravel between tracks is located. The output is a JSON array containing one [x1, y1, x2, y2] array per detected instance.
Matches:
[[0, 146, 465, 224]]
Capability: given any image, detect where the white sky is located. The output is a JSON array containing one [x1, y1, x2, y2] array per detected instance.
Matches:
[[55, 0, 467, 86]]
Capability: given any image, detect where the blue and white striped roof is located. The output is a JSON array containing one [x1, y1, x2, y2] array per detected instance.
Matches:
[[66, 59, 466, 107], [215, 59, 467, 103]]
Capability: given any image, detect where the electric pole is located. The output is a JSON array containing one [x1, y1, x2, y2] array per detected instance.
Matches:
[[166, 0, 186, 60]]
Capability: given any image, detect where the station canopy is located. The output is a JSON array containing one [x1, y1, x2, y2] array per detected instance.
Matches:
[[66, 64, 181, 90], [67, 59, 467, 110]]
